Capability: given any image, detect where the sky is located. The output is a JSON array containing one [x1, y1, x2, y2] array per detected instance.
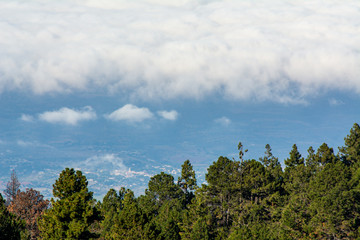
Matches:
[[0, 0, 359, 198]]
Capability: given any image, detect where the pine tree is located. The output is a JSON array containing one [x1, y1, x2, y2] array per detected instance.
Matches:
[[340, 123, 360, 166], [0, 193, 24, 240], [146, 172, 184, 208], [315, 143, 337, 166], [100, 188, 123, 238], [38, 168, 100, 239], [106, 189, 145, 239], [178, 160, 197, 205], [284, 144, 304, 169]]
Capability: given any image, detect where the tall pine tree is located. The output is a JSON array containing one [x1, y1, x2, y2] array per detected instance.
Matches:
[[38, 168, 100, 239]]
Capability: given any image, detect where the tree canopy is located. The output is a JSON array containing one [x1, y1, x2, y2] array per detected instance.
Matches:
[[3, 123, 360, 239]]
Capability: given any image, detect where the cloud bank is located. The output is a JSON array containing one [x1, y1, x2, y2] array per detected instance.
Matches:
[[0, 0, 359, 103], [39, 106, 96, 125]]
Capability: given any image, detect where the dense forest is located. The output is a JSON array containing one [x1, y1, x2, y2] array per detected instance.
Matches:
[[2, 123, 360, 239]]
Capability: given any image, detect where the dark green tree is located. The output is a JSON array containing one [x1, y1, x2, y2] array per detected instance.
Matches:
[[340, 123, 360, 167], [315, 143, 337, 166], [0, 193, 24, 240], [178, 160, 197, 205], [238, 141, 248, 163], [201, 156, 242, 237], [180, 188, 213, 240], [305, 146, 317, 168], [307, 161, 358, 239], [100, 188, 123, 238], [284, 144, 304, 169], [38, 168, 100, 239], [146, 172, 184, 208], [259, 144, 284, 200], [108, 190, 145, 239]]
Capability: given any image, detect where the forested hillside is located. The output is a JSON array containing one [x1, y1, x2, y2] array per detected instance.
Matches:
[[2, 123, 360, 239]]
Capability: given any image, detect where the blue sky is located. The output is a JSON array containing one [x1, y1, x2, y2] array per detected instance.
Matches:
[[0, 0, 359, 198]]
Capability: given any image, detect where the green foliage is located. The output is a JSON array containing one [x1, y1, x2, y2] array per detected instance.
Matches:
[[0, 193, 24, 240], [100, 188, 123, 238], [52, 168, 89, 199], [146, 172, 184, 208], [340, 123, 360, 166], [108, 190, 145, 239], [284, 144, 304, 169], [29, 123, 360, 239], [307, 161, 356, 239], [315, 143, 337, 165], [178, 160, 197, 205], [180, 189, 213, 240], [228, 223, 274, 240], [38, 168, 100, 239]]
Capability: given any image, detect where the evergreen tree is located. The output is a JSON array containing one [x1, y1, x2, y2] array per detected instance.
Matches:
[[305, 146, 317, 169], [38, 168, 100, 239], [155, 199, 183, 240], [259, 144, 284, 200], [180, 188, 213, 240], [315, 143, 337, 166], [100, 188, 123, 238], [284, 144, 304, 169], [108, 190, 145, 239], [340, 123, 360, 166], [0, 193, 24, 240], [178, 160, 197, 205], [146, 172, 184, 208], [307, 161, 358, 239]]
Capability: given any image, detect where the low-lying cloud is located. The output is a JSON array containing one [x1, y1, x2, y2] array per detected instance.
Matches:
[[39, 106, 96, 125], [75, 154, 151, 178], [0, 0, 359, 103]]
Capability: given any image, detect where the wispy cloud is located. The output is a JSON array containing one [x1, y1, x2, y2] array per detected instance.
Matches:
[[39, 106, 96, 125], [0, 0, 359, 103], [215, 116, 231, 126], [20, 114, 34, 122], [157, 110, 179, 121], [106, 104, 153, 123], [75, 154, 151, 178], [329, 98, 344, 106]]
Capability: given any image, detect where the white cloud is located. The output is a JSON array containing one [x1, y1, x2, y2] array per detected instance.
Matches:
[[157, 110, 179, 121], [20, 114, 34, 122], [0, 0, 359, 103], [75, 154, 151, 178], [106, 104, 153, 122], [39, 106, 96, 125], [215, 116, 231, 126]]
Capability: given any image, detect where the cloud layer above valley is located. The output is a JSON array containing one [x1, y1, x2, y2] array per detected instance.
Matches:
[[0, 0, 359, 103]]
